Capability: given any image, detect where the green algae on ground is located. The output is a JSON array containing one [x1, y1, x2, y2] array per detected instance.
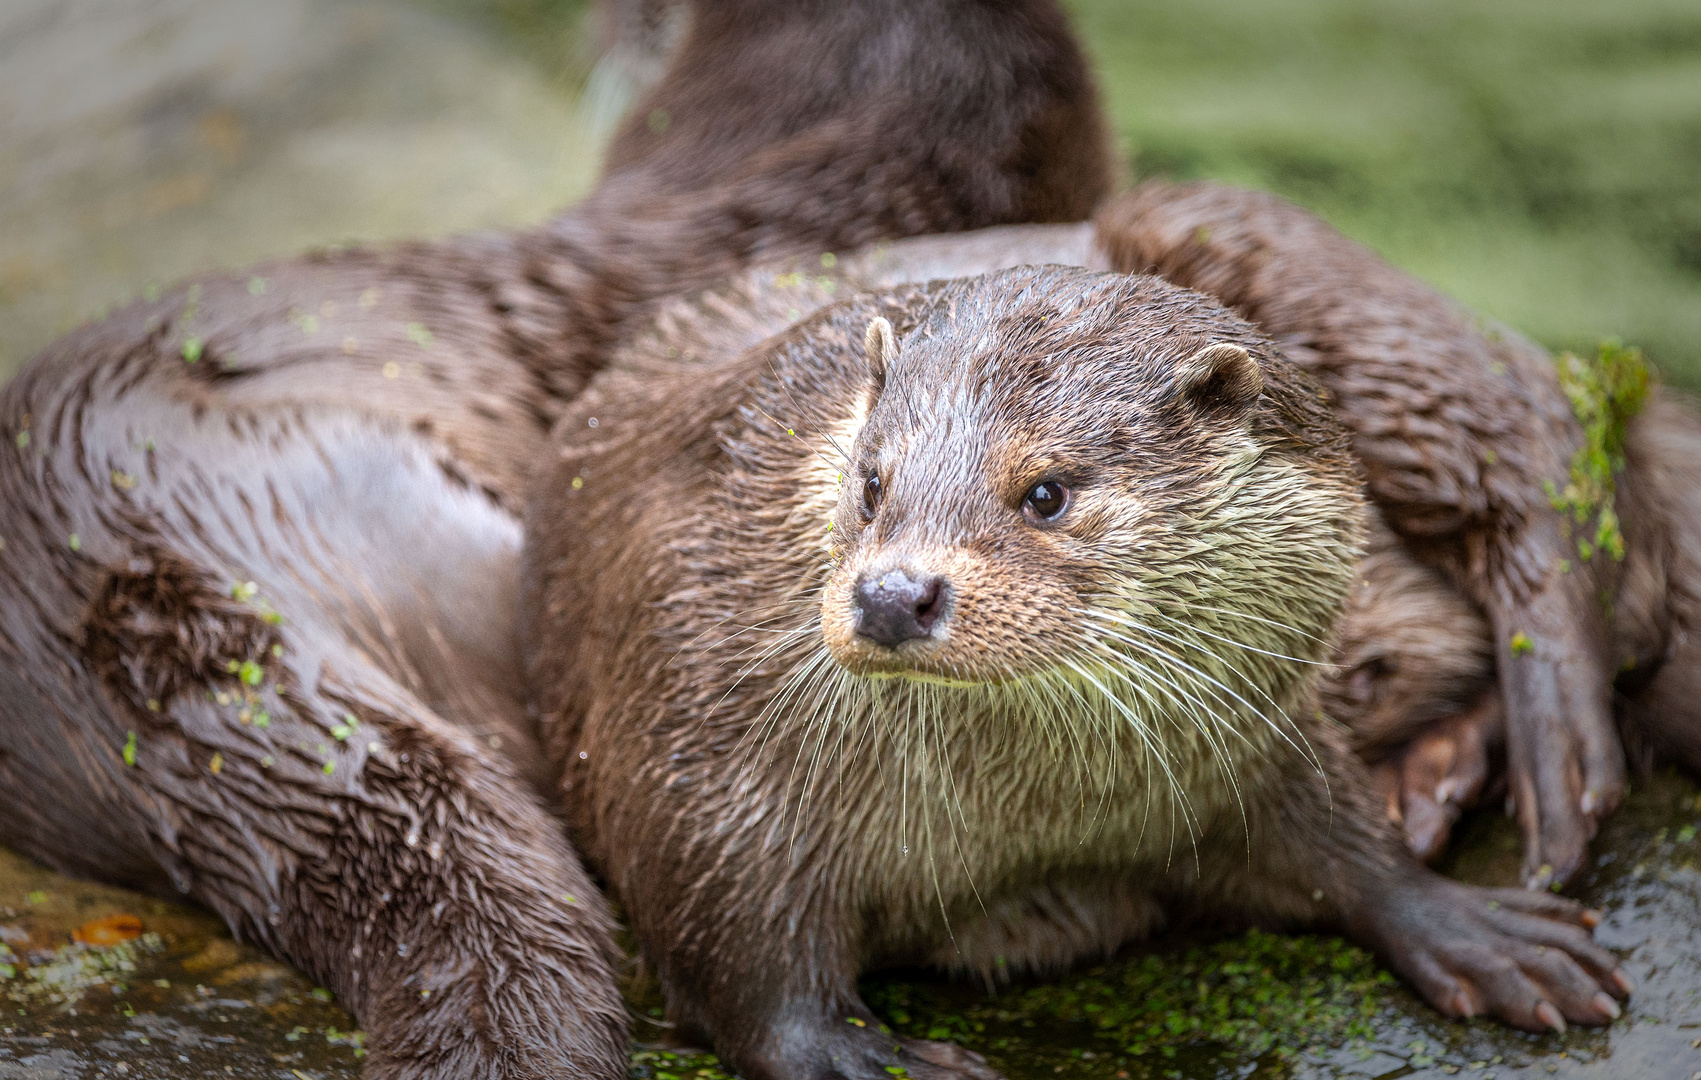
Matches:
[[628, 1047, 736, 1080], [1544, 340, 1651, 563], [865, 929, 1394, 1067], [1, 932, 165, 1007]]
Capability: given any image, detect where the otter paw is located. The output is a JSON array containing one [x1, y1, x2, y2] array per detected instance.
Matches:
[[1494, 596, 1625, 889], [1382, 698, 1501, 861], [899, 1038, 1005, 1080], [1371, 878, 1630, 1032], [737, 1022, 1005, 1080]]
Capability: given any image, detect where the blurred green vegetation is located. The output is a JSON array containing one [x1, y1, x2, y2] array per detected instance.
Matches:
[[1068, 0, 1701, 387]]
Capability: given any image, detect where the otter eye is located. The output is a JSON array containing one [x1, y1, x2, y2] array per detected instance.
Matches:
[[1022, 480, 1069, 523], [863, 473, 883, 516]]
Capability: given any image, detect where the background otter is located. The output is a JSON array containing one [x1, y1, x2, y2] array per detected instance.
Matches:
[[1326, 391, 1701, 861], [0, 2, 1111, 1076], [526, 263, 1626, 1080]]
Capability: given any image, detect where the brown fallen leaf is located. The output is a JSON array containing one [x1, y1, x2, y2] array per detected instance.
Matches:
[[73, 913, 143, 946]]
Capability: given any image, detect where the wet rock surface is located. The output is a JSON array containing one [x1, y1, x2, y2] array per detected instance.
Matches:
[[0, 846, 364, 1079], [0, 0, 600, 381]]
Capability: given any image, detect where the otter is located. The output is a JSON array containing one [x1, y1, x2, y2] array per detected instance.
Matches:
[[840, 181, 1653, 887], [0, 2, 1653, 1072], [525, 264, 1627, 1080], [751, 182, 1701, 878], [0, 2, 1111, 1075]]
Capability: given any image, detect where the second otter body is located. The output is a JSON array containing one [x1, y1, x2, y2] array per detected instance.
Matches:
[[526, 265, 1626, 1080]]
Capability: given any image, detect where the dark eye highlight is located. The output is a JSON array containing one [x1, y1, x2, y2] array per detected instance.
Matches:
[[863, 473, 883, 516], [1023, 480, 1069, 523]]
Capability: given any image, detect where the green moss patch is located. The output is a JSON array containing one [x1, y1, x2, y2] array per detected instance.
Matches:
[[0, 933, 166, 1006], [1544, 340, 1651, 562], [628, 1047, 736, 1080], [864, 929, 1393, 1067]]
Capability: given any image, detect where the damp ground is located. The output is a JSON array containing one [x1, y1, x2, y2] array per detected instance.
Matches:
[[4, 771, 1701, 1079]]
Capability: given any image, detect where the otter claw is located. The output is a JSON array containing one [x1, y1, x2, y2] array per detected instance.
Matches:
[[1592, 992, 1622, 1020], [1535, 1000, 1567, 1033]]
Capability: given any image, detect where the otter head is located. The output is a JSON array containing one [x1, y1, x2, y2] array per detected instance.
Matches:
[[818, 267, 1364, 711]]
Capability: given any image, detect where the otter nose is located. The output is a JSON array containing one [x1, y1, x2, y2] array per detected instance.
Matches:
[[854, 568, 947, 648]]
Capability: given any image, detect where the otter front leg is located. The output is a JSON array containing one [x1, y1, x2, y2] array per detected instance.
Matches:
[[641, 900, 1000, 1080], [1232, 733, 1628, 1032]]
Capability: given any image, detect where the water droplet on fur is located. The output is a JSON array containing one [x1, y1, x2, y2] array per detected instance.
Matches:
[[396, 942, 409, 957], [902, 845, 910, 856], [404, 831, 419, 847]]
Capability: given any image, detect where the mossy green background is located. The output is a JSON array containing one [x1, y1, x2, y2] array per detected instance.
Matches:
[[2, 0, 1696, 385], [1067, 0, 1701, 386]]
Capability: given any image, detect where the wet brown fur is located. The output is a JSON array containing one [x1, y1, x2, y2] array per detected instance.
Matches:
[[1095, 181, 1633, 887], [0, 3, 1111, 1076], [525, 263, 1625, 1080], [1330, 391, 1701, 806]]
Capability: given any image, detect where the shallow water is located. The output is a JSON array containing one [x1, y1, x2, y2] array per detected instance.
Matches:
[[4, 770, 1700, 1079]]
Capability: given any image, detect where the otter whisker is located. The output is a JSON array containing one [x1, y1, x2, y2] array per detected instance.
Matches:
[[1081, 622, 1266, 760], [1056, 661, 1194, 870], [1080, 609, 1322, 777], [1145, 607, 1330, 667], [1083, 642, 1253, 850], [796, 660, 867, 831], [765, 362, 858, 472], [695, 606, 822, 718], [717, 621, 820, 736], [1060, 657, 1201, 862], [740, 644, 835, 776], [750, 395, 853, 474], [1086, 610, 1333, 812], [926, 687, 987, 919], [1038, 661, 1126, 843], [787, 659, 853, 854], [1022, 664, 1101, 819], [1136, 596, 1331, 648], [1071, 643, 1229, 834], [910, 687, 961, 953], [676, 591, 820, 658]]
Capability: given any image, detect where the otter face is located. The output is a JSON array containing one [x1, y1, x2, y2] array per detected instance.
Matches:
[[818, 268, 1363, 712]]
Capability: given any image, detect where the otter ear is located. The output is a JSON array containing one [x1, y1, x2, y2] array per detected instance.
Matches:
[[864, 317, 895, 383], [1175, 342, 1262, 414]]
